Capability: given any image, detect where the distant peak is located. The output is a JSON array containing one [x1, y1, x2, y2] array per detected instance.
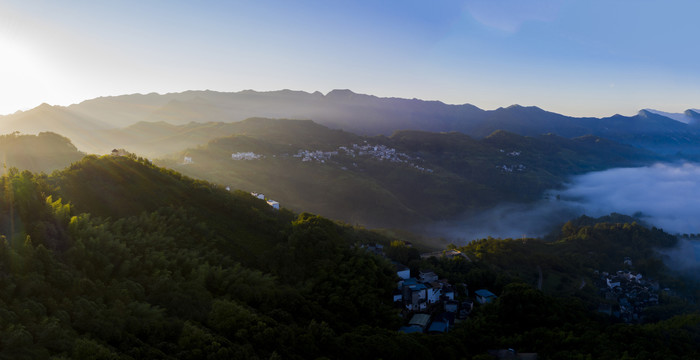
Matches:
[[325, 89, 357, 97], [502, 104, 544, 112], [637, 109, 652, 117], [642, 109, 697, 124], [684, 109, 700, 118]]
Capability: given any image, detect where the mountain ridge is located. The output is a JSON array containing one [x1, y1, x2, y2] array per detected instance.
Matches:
[[1, 89, 699, 156]]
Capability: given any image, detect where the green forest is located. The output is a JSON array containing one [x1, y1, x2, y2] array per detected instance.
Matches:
[[156, 118, 656, 229], [0, 155, 699, 359]]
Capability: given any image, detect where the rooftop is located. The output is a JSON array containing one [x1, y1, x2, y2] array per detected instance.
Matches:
[[475, 289, 497, 298]]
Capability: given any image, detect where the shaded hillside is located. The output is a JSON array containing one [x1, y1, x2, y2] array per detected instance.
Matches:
[[156, 119, 656, 229], [0, 157, 406, 359], [0, 132, 84, 173], [5, 89, 700, 156], [105, 117, 362, 157], [1, 160, 699, 359]]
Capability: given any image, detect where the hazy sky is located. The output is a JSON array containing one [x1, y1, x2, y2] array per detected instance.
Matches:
[[1, 0, 699, 117]]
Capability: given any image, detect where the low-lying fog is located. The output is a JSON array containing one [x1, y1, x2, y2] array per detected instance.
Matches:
[[432, 162, 700, 243]]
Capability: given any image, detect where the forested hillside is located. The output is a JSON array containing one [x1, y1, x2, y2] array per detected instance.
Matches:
[[0, 132, 84, 174], [157, 119, 656, 228], [1, 157, 699, 359]]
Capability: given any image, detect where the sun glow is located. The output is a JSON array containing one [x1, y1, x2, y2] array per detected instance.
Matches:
[[0, 34, 53, 114]]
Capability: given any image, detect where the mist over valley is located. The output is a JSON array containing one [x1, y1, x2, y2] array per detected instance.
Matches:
[[435, 162, 700, 243]]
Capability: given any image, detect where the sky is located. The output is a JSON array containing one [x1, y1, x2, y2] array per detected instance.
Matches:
[[1, 0, 699, 117]]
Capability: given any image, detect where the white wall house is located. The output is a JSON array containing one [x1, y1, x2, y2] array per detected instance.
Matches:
[[396, 263, 410, 280], [426, 284, 442, 304], [267, 200, 280, 210]]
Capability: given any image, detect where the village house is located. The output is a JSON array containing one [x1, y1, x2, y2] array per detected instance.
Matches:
[[395, 263, 410, 280], [427, 312, 453, 334], [426, 282, 442, 304], [444, 300, 459, 313], [458, 300, 474, 319], [419, 271, 439, 283], [250, 192, 265, 200], [475, 289, 497, 304], [266, 200, 280, 210], [399, 313, 431, 334], [401, 278, 428, 312], [110, 148, 129, 157]]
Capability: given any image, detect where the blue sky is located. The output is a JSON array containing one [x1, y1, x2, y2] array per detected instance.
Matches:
[[1, 0, 698, 117]]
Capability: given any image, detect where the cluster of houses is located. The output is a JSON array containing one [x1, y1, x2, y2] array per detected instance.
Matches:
[[346, 143, 434, 172], [499, 149, 522, 157], [595, 259, 661, 322], [393, 263, 497, 334], [359, 244, 500, 334], [289, 143, 433, 172], [396, 267, 468, 334], [293, 149, 338, 163], [250, 192, 279, 210], [496, 149, 526, 173], [497, 164, 526, 173], [232, 152, 264, 160]]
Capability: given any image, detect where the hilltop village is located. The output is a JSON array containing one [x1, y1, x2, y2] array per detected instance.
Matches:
[[363, 240, 674, 347], [361, 244, 499, 335], [594, 258, 663, 323], [187, 143, 532, 177], [213, 142, 437, 173]]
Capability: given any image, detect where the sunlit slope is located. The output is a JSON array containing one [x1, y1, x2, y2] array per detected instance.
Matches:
[[0, 158, 407, 359], [50, 155, 292, 260], [106, 117, 362, 157], [156, 119, 656, 229], [0, 132, 84, 173]]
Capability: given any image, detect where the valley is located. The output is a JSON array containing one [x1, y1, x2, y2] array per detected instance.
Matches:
[[0, 90, 699, 359]]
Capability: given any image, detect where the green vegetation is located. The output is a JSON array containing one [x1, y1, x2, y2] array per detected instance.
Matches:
[[0, 156, 406, 359], [0, 156, 698, 359], [0, 132, 83, 174], [156, 119, 655, 228]]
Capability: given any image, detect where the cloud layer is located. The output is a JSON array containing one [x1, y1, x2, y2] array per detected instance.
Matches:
[[555, 162, 700, 235], [432, 162, 700, 244]]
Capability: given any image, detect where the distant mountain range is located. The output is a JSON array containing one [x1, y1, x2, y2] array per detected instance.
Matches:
[[644, 109, 700, 125], [1, 89, 699, 156]]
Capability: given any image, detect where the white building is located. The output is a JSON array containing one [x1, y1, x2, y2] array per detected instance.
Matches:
[[232, 152, 263, 160], [267, 200, 280, 210], [396, 263, 410, 280]]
